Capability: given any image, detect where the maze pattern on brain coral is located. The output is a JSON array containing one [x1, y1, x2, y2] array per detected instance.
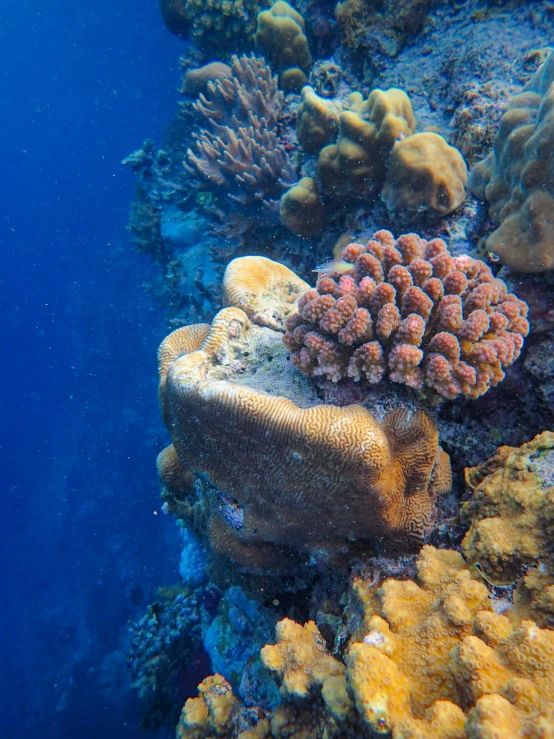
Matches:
[[284, 230, 529, 400]]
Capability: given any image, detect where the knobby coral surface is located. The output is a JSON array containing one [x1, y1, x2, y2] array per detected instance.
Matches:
[[469, 52, 554, 272], [284, 230, 529, 400], [463, 431, 554, 627], [157, 255, 451, 574], [177, 546, 554, 738], [187, 55, 296, 206]]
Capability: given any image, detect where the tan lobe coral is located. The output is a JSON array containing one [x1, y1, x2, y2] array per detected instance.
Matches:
[[279, 177, 326, 238], [317, 88, 416, 198], [382, 132, 468, 217]]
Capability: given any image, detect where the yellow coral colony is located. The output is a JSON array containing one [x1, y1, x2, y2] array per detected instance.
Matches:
[[157, 256, 451, 573], [469, 53, 554, 271], [261, 546, 554, 738]]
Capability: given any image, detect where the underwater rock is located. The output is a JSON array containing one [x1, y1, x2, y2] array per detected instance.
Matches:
[[469, 52, 554, 272], [284, 230, 529, 400], [202, 586, 279, 707], [159, 0, 265, 54], [181, 62, 232, 97], [157, 255, 451, 575]]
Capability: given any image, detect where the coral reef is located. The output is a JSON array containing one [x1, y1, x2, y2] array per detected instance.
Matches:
[[187, 55, 296, 207], [158, 255, 451, 573], [382, 132, 468, 217], [159, 0, 266, 54], [469, 52, 554, 272], [317, 88, 416, 199], [279, 177, 325, 238], [255, 1, 312, 91], [176, 545, 554, 738], [463, 432, 554, 627], [284, 230, 529, 400]]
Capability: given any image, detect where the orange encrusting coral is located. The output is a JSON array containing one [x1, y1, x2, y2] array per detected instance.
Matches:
[[284, 230, 529, 400]]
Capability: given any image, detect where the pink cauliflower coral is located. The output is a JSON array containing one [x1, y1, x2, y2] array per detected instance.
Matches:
[[284, 230, 529, 400]]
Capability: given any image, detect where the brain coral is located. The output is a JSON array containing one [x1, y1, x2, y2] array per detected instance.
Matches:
[[284, 230, 529, 400], [255, 1, 312, 91], [382, 132, 468, 217], [157, 255, 451, 573], [463, 431, 554, 628], [468, 53, 554, 272], [177, 545, 554, 738], [159, 0, 265, 54], [187, 55, 296, 206]]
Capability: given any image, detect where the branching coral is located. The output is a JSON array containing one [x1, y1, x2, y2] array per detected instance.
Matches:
[[469, 53, 554, 272], [159, 0, 266, 54], [284, 230, 529, 400], [255, 1, 312, 91], [157, 256, 451, 573], [463, 432, 554, 627], [382, 132, 468, 217], [186, 55, 296, 206]]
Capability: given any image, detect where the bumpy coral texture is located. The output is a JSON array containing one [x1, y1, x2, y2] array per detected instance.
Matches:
[[463, 432, 554, 627], [284, 230, 529, 399], [279, 177, 325, 238], [382, 132, 468, 217], [187, 55, 296, 206], [469, 53, 554, 272], [317, 89, 416, 198], [159, 0, 265, 54], [158, 256, 452, 573], [180, 546, 554, 737], [255, 1, 312, 91]]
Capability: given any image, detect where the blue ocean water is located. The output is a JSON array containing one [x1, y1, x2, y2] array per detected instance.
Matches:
[[1, 1, 185, 735]]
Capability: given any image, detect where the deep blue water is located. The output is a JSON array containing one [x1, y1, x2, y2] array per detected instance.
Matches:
[[1, 1, 186, 735]]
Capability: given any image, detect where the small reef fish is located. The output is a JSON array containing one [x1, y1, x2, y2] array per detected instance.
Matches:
[[313, 259, 354, 275]]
